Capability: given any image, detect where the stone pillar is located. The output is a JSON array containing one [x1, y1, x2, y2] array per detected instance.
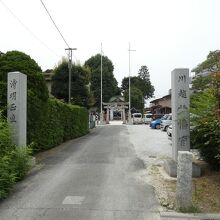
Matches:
[[123, 108, 126, 124], [7, 72, 27, 147], [176, 151, 192, 209], [106, 108, 109, 124], [171, 68, 190, 161], [110, 108, 113, 121]]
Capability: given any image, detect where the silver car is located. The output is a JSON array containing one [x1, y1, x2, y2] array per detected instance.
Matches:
[[160, 113, 172, 131]]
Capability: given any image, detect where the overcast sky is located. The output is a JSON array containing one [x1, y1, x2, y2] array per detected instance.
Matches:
[[1, 0, 220, 102]]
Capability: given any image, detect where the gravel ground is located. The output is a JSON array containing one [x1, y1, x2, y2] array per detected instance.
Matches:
[[126, 124, 172, 161], [125, 124, 176, 210], [125, 123, 220, 213]]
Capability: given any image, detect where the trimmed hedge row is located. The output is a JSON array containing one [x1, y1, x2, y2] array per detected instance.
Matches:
[[27, 96, 89, 152]]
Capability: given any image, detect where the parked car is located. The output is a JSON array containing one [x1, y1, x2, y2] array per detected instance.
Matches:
[[132, 113, 143, 124], [143, 113, 152, 124], [150, 118, 161, 129], [166, 115, 195, 141], [160, 113, 172, 131]]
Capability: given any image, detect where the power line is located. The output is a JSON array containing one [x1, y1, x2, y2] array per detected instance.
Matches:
[[39, 0, 78, 62], [40, 0, 70, 48], [0, 0, 60, 58]]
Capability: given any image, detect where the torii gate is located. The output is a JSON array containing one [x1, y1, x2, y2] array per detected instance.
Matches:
[[103, 102, 129, 124]]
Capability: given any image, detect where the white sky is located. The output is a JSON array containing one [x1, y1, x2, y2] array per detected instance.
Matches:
[[1, 0, 220, 102]]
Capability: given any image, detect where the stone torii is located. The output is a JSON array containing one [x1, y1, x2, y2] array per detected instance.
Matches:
[[103, 102, 129, 124]]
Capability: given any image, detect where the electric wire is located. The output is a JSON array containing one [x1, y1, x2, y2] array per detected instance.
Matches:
[[40, 0, 70, 48], [40, 0, 78, 62], [0, 0, 60, 58]]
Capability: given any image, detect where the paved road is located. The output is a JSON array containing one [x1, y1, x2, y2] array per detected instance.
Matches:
[[0, 124, 161, 220]]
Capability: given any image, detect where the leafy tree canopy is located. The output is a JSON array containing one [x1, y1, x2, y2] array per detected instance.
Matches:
[[121, 65, 154, 99], [124, 87, 144, 113], [193, 50, 220, 74], [52, 61, 94, 107], [0, 51, 48, 111], [84, 54, 120, 108], [191, 75, 214, 92]]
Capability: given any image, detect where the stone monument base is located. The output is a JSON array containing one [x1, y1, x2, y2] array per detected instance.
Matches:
[[163, 158, 201, 177]]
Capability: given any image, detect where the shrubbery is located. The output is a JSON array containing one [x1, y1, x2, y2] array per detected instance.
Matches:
[[190, 76, 220, 170], [28, 97, 89, 152], [0, 113, 32, 199], [191, 120, 220, 169]]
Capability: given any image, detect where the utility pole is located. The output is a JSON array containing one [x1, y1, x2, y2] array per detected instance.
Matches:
[[128, 43, 136, 124], [100, 43, 104, 124], [65, 48, 77, 103]]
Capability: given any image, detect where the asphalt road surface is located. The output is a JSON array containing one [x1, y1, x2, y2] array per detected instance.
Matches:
[[0, 124, 161, 220]]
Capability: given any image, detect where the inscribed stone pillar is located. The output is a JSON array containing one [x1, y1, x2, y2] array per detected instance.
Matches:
[[171, 69, 190, 161], [176, 151, 192, 209], [7, 72, 27, 146]]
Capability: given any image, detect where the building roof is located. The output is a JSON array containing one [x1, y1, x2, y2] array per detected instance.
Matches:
[[108, 95, 124, 103], [150, 94, 171, 104]]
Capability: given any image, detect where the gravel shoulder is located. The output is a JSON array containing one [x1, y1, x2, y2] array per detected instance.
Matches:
[[127, 124, 220, 213]]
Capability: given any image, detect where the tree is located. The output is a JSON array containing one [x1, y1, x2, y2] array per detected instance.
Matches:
[[51, 61, 94, 107], [137, 65, 155, 99], [138, 65, 150, 81], [193, 50, 220, 74], [121, 65, 154, 99], [0, 50, 48, 111], [84, 54, 120, 108], [190, 50, 220, 169], [124, 87, 144, 112], [0, 50, 49, 147], [121, 76, 138, 92]]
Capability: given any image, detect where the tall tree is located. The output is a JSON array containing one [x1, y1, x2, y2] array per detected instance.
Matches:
[[84, 54, 120, 108], [51, 61, 94, 107], [124, 87, 144, 112], [121, 65, 154, 99], [137, 65, 155, 99]]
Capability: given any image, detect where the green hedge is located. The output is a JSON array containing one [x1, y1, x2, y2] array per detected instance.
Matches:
[[27, 96, 89, 152]]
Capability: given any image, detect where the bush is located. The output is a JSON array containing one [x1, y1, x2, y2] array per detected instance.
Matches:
[[0, 114, 32, 199], [9, 147, 32, 180], [0, 147, 32, 199], [191, 120, 220, 169], [0, 155, 16, 199], [0, 113, 13, 156], [190, 78, 220, 170]]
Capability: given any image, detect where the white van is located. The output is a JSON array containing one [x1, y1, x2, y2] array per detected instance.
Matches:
[[132, 113, 143, 124], [143, 113, 152, 124]]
